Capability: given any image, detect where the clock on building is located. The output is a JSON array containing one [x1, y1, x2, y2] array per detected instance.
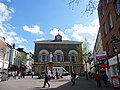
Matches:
[[57, 35, 61, 40]]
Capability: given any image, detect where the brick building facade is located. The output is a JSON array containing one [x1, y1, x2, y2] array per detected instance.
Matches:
[[33, 34, 83, 74], [98, 0, 120, 79], [98, 0, 120, 57]]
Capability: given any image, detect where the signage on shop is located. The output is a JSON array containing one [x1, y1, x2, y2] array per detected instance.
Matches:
[[99, 64, 108, 68], [96, 51, 107, 60], [109, 54, 120, 66]]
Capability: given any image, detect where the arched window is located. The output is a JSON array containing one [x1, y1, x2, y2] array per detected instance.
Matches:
[[38, 50, 49, 62], [54, 50, 64, 62], [68, 50, 78, 62]]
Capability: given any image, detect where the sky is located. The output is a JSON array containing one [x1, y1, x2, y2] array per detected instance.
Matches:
[[0, 0, 99, 54]]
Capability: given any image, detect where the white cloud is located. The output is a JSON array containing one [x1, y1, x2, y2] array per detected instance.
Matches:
[[18, 45, 26, 49], [14, 37, 27, 44], [65, 18, 99, 51], [50, 18, 99, 51], [7, 31, 17, 36], [0, 3, 12, 22], [35, 38, 45, 41], [30, 49, 34, 54], [23, 25, 44, 35], [0, 2, 27, 46], [50, 28, 71, 40], [5, 35, 27, 45]]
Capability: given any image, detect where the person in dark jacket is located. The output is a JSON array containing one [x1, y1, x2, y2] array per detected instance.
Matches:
[[71, 71, 76, 85], [102, 73, 108, 88], [42, 73, 50, 88], [55, 71, 59, 79]]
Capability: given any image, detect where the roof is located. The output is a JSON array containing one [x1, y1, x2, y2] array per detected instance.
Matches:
[[34, 40, 82, 45]]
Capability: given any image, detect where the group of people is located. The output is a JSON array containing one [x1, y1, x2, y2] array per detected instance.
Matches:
[[95, 72, 108, 88], [8, 71, 33, 79]]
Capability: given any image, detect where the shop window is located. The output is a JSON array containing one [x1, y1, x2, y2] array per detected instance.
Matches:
[[112, 65, 118, 76]]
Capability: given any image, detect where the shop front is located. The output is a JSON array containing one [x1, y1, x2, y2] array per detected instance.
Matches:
[[108, 54, 120, 88]]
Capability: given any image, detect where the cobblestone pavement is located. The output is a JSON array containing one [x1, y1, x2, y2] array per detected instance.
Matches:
[[0, 76, 118, 90]]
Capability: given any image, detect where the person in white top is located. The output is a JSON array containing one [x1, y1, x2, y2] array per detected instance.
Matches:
[[47, 69, 52, 81]]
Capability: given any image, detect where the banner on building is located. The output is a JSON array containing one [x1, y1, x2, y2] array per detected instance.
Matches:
[[96, 51, 107, 60]]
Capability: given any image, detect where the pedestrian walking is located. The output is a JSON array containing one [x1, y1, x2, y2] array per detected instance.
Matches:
[[42, 73, 50, 88], [12, 71, 16, 79], [95, 72, 101, 87], [55, 70, 59, 79], [31, 71, 34, 78], [102, 73, 108, 88], [47, 69, 51, 81], [18, 71, 22, 79], [71, 71, 76, 85], [22, 71, 26, 78]]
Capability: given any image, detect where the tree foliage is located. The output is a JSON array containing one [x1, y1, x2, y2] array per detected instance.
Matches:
[[68, 0, 99, 15], [76, 45, 83, 63], [82, 37, 90, 54], [20, 52, 27, 59]]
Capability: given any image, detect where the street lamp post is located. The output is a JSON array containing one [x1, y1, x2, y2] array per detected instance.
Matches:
[[111, 35, 120, 75]]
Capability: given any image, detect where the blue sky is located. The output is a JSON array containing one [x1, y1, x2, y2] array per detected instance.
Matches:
[[0, 0, 99, 53]]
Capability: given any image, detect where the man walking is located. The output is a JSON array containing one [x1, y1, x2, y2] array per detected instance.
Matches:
[[31, 71, 34, 78], [102, 73, 108, 88], [71, 71, 76, 85], [42, 73, 50, 88]]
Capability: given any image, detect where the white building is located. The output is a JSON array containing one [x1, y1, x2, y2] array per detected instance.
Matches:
[[26, 52, 34, 73], [0, 36, 11, 72]]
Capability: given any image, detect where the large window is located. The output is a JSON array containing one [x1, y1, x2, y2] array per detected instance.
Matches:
[[68, 50, 78, 62], [54, 50, 64, 62], [108, 13, 113, 29], [103, 23, 107, 35], [38, 50, 49, 62], [71, 55, 75, 62], [101, 8, 104, 18], [57, 54, 61, 62], [38, 54, 48, 62], [42, 54, 46, 62], [115, 0, 120, 15], [105, 0, 109, 7]]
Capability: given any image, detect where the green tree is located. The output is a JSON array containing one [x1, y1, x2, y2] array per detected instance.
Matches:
[[76, 45, 83, 63], [21, 52, 26, 59]]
